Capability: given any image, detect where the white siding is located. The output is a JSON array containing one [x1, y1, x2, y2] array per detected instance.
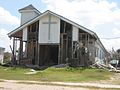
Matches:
[[22, 27, 28, 41], [38, 14, 60, 44], [21, 11, 38, 25], [0, 48, 5, 64], [0, 55, 4, 63], [95, 41, 105, 64], [50, 15, 60, 43], [72, 26, 78, 41]]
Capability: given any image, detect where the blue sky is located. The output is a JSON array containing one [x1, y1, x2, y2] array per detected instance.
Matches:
[[0, 0, 120, 51], [0, 0, 46, 30]]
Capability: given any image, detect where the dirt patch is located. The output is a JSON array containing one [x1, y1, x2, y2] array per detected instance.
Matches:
[[110, 73, 120, 80], [0, 87, 4, 89], [109, 73, 120, 84], [0, 82, 88, 90], [89, 73, 120, 85]]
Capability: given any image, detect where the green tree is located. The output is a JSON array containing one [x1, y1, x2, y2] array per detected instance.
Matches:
[[3, 52, 12, 63], [117, 49, 120, 53]]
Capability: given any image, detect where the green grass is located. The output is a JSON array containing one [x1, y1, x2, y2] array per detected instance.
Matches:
[[0, 66, 113, 82]]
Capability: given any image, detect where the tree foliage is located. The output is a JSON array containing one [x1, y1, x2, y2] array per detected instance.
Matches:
[[3, 52, 12, 63], [117, 49, 120, 53]]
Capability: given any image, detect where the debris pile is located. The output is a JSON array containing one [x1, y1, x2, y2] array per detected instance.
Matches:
[[25, 69, 37, 74], [91, 60, 120, 73]]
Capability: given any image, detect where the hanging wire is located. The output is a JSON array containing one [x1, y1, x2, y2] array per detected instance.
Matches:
[[100, 37, 120, 40]]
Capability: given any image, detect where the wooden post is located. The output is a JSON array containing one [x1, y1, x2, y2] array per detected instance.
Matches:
[[19, 38, 23, 65], [35, 22, 38, 65], [37, 44, 40, 66], [88, 34, 90, 46], [15, 38, 18, 65], [61, 34, 64, 63], [63, 22, 66, 33], [12, 37, 16, 65], [58, 44, 61, 64]]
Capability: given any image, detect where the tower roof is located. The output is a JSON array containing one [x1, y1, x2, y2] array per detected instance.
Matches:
[[19, 4, 41, 14], [19, 4, 36, 11]]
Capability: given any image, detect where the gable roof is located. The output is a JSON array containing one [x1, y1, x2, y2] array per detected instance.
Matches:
[[19, 4, 36, 11], [8, 10, 96, 37], [8, 10, 107, 52]]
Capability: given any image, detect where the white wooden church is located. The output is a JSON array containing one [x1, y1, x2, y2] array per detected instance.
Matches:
[[8, 5, 107, 66]]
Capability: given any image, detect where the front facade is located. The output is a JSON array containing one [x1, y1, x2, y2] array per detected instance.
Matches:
[[0, 47, 5, 64], [8, 5, 107, 66]]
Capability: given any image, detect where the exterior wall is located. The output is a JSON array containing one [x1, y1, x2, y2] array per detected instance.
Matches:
[[0, 48, 5, 64], [72, 26, 78, 41], [22, 27, 28, 41], [21, 11, 39, 25], [87, 39, 96, 63], [38, 14, 60, 44], [95, 41, 106, 64]]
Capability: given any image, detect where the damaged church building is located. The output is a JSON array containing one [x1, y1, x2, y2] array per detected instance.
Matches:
[[8, 5, 107, 67]]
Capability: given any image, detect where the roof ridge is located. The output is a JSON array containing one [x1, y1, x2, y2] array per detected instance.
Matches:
[[19, 4, 41, 14], [19, 4, 39, 11]]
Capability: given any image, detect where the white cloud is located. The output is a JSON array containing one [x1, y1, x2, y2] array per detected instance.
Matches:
[[0, 28, 12, 52], [42, 0, 120, 29], [101, 39, 120, 51], [0, 6, 20, 52], [0, 6, 20, 25], [112, 28, 120, 36], [42, 0, 120, 50], [101, 28, 120, 50]]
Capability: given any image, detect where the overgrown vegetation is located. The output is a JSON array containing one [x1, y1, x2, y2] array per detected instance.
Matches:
[[3, 52, 12, 64], [0, 66, 113, 82]]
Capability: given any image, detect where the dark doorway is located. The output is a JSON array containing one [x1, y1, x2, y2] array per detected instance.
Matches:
[[39, 45, 59, 66]]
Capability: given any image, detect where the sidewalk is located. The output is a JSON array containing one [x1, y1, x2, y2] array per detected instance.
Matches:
[[0, 79, 120, 89]]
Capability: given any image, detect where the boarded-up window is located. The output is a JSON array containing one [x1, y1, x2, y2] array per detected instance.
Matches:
[[22, 27, 27, 41], [72, 26, 78, 41]]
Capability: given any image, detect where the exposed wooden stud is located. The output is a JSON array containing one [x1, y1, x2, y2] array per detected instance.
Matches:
[[37, 44, 40, 66], [63, 22, 66, 33], [19, 38, 23, 65], [12, 37, 17, 65], [58, 44, 61, 64]]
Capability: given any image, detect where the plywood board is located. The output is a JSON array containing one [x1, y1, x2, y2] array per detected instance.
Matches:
[[72, 26, 78, 41], [22, 27, 27, 41]]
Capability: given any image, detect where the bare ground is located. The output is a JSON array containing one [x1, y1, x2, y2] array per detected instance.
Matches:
[[0, 73, 120, 90], [89, 73, 120, 85], [0, 82, 88, 90]]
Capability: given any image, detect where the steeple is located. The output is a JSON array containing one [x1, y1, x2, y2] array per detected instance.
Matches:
[[19, 4, 41, 25]]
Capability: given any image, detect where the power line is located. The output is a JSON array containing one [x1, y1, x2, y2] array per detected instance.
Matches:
[[100, 37, 120, 40]]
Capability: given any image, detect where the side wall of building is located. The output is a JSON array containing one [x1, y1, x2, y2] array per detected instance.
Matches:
[[95, 40, 106, 64], [0, 48, 5, 64]]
